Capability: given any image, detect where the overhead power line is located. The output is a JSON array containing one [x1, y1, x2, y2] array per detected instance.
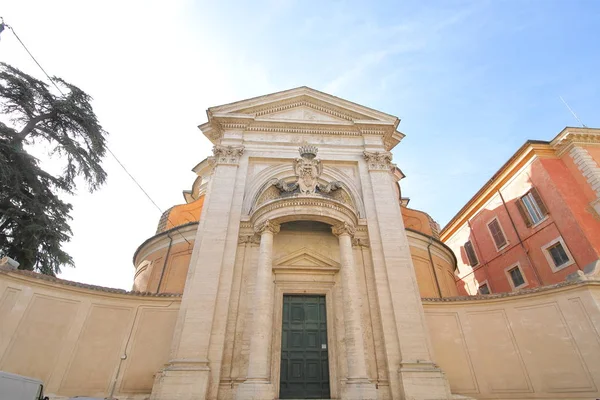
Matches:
[[1, 17, 192, 246]]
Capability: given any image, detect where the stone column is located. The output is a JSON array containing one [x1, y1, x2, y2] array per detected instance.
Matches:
[[332, 222, 377, 400], [236, 220, 279, 399]]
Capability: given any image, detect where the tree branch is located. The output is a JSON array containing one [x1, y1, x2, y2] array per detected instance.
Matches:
[[14, 111, 56, 142]]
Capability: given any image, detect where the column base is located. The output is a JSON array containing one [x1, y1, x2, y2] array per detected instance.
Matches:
[[235, 379, 275, 400], [343, 378, 377, 400], [398, 362, 452, 400], [150, 359, 211, 400]]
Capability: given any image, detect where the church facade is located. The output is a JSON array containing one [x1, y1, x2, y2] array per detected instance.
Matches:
[[1, 88, 600, 400], [144, 87, 454, 400]]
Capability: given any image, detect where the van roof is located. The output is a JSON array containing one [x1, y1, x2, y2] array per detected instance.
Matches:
[[0, 370, 43, 384]]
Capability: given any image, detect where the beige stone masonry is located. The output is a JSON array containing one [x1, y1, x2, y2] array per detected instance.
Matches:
[[362, 150, 452, 400], [332, 221, 377, 399], [151, 146, 247, 400], [235, 220, 280, 400]]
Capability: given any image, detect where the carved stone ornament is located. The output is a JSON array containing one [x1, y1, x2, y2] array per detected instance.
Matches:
[[363, 151, 393, 171], [270, 145, 344, 196], [352, 237, 370, 248], [255, 219, 280, 235], [212, 145, 245, 165], [295, 145, 322, 194], [331, 222, 356, 237], [238, 234, 261, 245]]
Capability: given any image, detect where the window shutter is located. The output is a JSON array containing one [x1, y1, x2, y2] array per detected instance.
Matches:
[[464, 241, 478, 266], [530, 187, 548, 215], [488, 219, 507, 248], [515, 199, 533, 227]]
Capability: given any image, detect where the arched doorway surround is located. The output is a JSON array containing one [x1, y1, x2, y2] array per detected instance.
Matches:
[[236, 195, 375, 399]]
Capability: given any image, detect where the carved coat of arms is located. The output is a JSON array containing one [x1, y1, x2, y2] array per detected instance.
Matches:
[[294, 145, 322, 194], [269, 145, 344, 198]]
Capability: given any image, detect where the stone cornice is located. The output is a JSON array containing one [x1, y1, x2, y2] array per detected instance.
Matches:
[[133, 222, 198, 266], [0, 266, 183, 298], [250, 195, 359, 229], [208, 87, 398, 121], [553, 130, 600, 157], [422, 279, 599, 304], [252, 98, 356, 121], [405, 228, 456, 269], [440, 141, 553, 241]]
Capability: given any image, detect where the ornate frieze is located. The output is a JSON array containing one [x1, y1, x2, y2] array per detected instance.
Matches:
[[212, 145, 245, 165], [331, 222, 356, 237], [364, 151, 393, 171], [255, 219, 280, 235]]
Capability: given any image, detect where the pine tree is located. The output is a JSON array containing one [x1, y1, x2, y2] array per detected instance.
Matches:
[[0, 62, 108, 275]]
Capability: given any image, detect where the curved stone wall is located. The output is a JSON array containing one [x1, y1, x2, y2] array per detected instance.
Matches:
[[132, 222, 458, 298], [0, 267, 180, 399], [406, 228, 458, 298], [423, 280, 600, 399], [2, 267, 599, 399], [132, 223, 197, 293]]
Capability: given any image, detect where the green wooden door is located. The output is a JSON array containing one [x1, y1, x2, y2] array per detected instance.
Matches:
[[280, 295, 330, 399]]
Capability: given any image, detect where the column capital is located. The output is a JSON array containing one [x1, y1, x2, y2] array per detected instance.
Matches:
[[332, 222, 356, 237], [363, 150, 393, 171], [210, 145, 245, 165], [255, 219, 280, 235]]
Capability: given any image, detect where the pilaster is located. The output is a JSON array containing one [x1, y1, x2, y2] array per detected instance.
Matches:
[[362, 150, 452, 400], [151, 145, 246, 400]]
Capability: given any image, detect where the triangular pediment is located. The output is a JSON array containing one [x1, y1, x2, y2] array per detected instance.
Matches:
[[207, 87, 397, 122], [274, 247, 340, 270], [199, 86, 405, 150], [259, 105, 347, 123]]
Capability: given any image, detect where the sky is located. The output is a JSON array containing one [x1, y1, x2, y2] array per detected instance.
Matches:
[[1, 0, 599, 290]]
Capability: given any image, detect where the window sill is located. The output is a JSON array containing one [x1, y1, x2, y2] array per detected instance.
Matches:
[[531, 215, 549, 229], [495, 243, 510, 252], [550, 260, 575, 273], [512, 283, 528, 291]]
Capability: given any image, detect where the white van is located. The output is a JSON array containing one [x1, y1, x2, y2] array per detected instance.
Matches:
[[0, 371, 48, 400]]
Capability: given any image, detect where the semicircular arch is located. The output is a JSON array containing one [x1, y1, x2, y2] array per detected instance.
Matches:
[[243, 162, 366, 217]]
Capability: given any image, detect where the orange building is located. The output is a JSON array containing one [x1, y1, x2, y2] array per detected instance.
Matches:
[[441, 127, 600, 295]]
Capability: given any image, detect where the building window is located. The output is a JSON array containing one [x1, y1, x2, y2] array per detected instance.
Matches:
[[487, 217, 508, 250], [516, 187, 548, 227], [478, 283, 490, 295], [504, 263, 527, 290], [549, 243, 569, 266], [464, 240, 478, 266], [542, 237, 575, 272]]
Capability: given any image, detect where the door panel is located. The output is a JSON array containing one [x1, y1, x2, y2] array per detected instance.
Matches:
[[280, 295, 330, 399]]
